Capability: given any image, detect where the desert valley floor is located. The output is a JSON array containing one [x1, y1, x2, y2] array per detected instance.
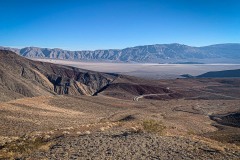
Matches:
[[1, 78, 240, 159], [33, 58, 240, 79], [0, 51, 240, 159]]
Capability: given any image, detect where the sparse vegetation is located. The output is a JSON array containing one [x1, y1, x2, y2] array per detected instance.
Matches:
[[187, 129, 196, 135], [142, 119, 166, 135], [0, 136, 50, 159]]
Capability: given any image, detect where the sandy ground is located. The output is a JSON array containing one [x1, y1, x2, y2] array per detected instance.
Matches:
[[0, 95, 239, 137], [32, 58, 240, 79]]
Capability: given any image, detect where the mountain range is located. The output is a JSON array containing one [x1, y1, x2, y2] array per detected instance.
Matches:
[[1, 43, 240, 63]]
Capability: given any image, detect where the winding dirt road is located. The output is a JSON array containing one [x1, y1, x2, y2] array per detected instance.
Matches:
[[133, 93, 171, 101]]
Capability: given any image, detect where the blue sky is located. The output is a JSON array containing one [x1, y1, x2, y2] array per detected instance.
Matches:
[[0, 0, 239, 50]]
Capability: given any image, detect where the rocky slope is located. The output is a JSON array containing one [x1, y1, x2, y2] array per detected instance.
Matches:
[[24, 131, 240, 160], [0, 50, 117, 102], [1, 43, 240, 63]]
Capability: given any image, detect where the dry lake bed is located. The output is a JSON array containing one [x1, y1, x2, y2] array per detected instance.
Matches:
[[33, 58, 240, 79]]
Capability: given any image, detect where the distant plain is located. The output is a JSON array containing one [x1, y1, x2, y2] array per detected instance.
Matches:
[[33, 58, 240, 79]]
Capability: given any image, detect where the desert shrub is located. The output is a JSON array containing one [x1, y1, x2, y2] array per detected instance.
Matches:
[[6, 137, 45, 153], [0, 137, 50, 159], [142, 119, 166, 134], [187, 129, 195, 135]]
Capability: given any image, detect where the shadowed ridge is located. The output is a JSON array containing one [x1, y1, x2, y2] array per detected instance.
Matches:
[[0, 50, 118, 102], [197, 69, 240, 78]]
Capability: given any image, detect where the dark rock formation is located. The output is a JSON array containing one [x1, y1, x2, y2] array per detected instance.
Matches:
[[0, 50, 117, 102]]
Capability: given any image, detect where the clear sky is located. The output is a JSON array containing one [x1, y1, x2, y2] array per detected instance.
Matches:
[[0, 0, 240, 50]]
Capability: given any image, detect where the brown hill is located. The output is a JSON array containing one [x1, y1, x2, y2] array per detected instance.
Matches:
[[98, 75, 240, 101], [0, 50, 117, 102]]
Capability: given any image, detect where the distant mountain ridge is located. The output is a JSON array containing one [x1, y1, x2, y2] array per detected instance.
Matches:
[[1, 43, 240, 63]]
